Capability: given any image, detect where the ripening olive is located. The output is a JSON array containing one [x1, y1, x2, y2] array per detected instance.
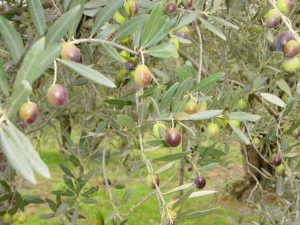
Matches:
[[61, 42, 81, 62], [207, 123, 220, 137], [184, 100, 197, 114], [277, 32, 294, 50], [277, 0, 293, 14], [166, 128, 181, 147], [165, 3, 177, 15], [47, 84, 68, 107], [133, 64, 152, 87], [283, 40, 300, 58], [19, 101, 39, 124], [264, 9, 281, 28]]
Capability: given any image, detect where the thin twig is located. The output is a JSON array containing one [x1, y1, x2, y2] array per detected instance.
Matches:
[[71, 38, 136, 55]]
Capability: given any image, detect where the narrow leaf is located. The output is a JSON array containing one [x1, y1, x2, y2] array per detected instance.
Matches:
[[199, 17, 226, 41], [178, 110, 223, 121], [189, 190, 217, 198], [115, 14, 149, 39], [154, 162, 175, 174], [0, 60, 9, 96], [164, 183, 194, 194], [102, 44, 126, 63], [154, 152, 190, 161], [261, 93, 286, 108], [0, 127, 36, 184], [192, 72, 224, 92], [0, 16, 25, 63], [46, 5, 81, 45], [174, 12, 198, 30], [57, 59, 116, 88], [229, 112, 261, 122], [229, 121, 250, 144], [27, 0, 48, 35], [144, 42, 178, 58], [91, 0, 124, 36], [276, 79, 292, 97]]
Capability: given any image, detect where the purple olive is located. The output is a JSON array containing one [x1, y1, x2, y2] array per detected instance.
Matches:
[[47, 84, 68, 107], [195, 176, 206, 189], [166, 128, 181, 147], [272, 154, 282, 166], [277, 32, 295, 50], [165, 3, 177, 15]]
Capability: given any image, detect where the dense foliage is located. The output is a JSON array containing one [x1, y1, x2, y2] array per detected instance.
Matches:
[[0, 0, 300, 224]]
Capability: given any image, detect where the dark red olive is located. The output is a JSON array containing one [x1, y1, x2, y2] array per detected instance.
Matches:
[[124, 61, 135, 71], [195, 176, 206, 189], [47, 84, 68, 107], [165, 3, 177, 15], [184, 0, 193, 9], [277, 32, 295, 50], [272, 154, 282, 166], [166, 128, 181, 147]]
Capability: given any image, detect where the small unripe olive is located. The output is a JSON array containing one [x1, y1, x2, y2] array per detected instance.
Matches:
[[113, 11, 126, 24], [169, 38, 180, 49], [61, 42, 81, 62], [153, 122, 166, 139], [252, 137, 261, 146], [229, 120, 240, 127], [237, 98, 247, 110], [207, 123, 220, 137], [277, 0, 293, 14], [184, 100, 197, 114], [291, 128, 300, 138], [146, 174, 160, 189], [264, 9, 281, 28], [19, 101, 39, 124], [283, 40, 300, 58], [47, 84, 68, 107], [134, 64, 152, 87], [165, 3, 177, 15], [195, 176, 206, 189], [166, 128, 181, 147], [120, 50, 130, 60], [282, 57, 300, 72], [125, 0, 139, 16], [2, 213, 12, 224], [275, 164, 285, 176], [17, 213, 27, 223]]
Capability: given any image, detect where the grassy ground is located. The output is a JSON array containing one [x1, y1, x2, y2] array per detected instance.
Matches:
[[14, 128, 259, 225]]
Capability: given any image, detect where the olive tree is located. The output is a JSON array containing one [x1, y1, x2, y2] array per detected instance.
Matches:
[[0, 0, 299, 224]]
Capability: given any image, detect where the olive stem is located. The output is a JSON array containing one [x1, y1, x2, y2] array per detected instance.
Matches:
[[70, 38, 136, 55], [53, 59, 58, 85]]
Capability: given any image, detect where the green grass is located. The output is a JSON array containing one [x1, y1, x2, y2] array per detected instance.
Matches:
[[17, 129, 257, 225]]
